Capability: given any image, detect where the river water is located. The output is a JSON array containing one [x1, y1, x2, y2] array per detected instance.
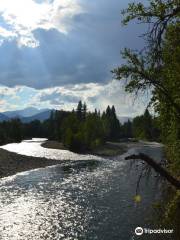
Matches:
[[0, 139, 164, 240]]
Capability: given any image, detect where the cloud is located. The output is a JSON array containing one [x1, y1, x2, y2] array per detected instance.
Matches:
[[0, 0, 83, 47], [0, 0, 149, 117], [0, 26, 16, 38], [0, 99, 7, 108], [0, 80, 149, 116], [0, 99, 19, 112], [0, 0, 145, 89], [0, 0, 147, 118], [28, 80, 149, 116], [0, 85, 21, 99], [38, 88, 80, 104]]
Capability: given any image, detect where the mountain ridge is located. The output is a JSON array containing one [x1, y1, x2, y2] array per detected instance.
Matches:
[[0, 113, 9, 122], [0, 107, 132, 123], [0, 107, 52, 122], [3, 107, 50, 118]]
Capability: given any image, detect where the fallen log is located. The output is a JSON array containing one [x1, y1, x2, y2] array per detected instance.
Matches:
[[125, 153, 180, 190]]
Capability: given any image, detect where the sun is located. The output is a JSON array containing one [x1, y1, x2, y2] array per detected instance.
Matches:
[[0, 0, 83, 47], [0, 0, 49, 29]]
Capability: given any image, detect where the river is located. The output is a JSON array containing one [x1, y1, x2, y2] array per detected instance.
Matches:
[[0, 139, 164, 240]]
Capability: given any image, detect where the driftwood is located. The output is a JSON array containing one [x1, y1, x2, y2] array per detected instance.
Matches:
[[125, 153, 180, 190]]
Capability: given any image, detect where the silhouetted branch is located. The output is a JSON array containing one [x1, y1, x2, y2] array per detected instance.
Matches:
[[135, 165, 147, 194], [125, 153, 180, 189]]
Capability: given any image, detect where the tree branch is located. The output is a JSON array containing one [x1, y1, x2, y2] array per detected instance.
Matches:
[[125, 153, 180, 189]]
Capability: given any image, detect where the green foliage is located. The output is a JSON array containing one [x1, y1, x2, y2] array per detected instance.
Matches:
[[63, 128, 85, 152], [162, 190, 180, 236], [46, 103, 124, 152], [61, 113, 85, 152], [0, 118, 23, 144], [24, 120, 43, 138], [113, 0, 180, 169], [0, 102, 159, 149], [122, 0, 179, 26], [154, 190, 180, 239], [132, 109, 160, 140], [60, 103, 112, 152], [76, 100, 83, 121], [84, 114, 105, 149], [113, 0, 180, 233], [121, 120, 133, 138], [102, 105, 121, 140], [58, 102, 159, 152], [156, 22, 180, 176], [0, 127, 6, 145]]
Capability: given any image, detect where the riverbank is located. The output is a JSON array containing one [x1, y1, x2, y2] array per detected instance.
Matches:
[[0, 148, 58, 178], [0, 140, 128, 179], [0, 140, 165, 240], [42, 140, 127, 157]]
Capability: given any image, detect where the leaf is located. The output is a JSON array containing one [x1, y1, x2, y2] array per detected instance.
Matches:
[[134, 195, 142, 203]]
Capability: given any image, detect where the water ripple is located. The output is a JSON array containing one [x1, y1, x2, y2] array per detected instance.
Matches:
[[0, 138, 103, 161], [0, 139, 164, 240]]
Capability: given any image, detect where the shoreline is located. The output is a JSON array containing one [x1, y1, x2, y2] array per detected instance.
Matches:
[[0, 140, 127, 179], [42, 140, 127, 157], [0, 148, 58, 179], [0, 139, 159, 179]]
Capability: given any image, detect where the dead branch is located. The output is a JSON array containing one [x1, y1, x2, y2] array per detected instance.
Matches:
[[125, 153, 180, 189]]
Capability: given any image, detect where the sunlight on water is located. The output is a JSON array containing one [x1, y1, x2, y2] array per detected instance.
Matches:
[[0, 140, 164, 239], [0, 157, 127, 240], [0, 138, 103, 161]]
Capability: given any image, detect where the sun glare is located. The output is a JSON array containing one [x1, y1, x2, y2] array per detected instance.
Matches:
[[0, 0, 83, 47], [0, 0, 47, 27]]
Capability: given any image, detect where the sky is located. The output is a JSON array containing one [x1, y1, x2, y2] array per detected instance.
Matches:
[[0, 0, 148, 117]]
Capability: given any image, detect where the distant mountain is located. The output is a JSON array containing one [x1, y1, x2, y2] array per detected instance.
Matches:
[[0, 113, 9, 122], [21, 110, 52, 123], [1, 109, 133, 124], [0, 107, 52, 123], [118, 116, 133, 124], [4, 107, 50, 118]]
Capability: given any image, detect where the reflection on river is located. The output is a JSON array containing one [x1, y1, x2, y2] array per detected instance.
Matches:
[[0, 138, 102, 161], [0, 139, 164, 240]]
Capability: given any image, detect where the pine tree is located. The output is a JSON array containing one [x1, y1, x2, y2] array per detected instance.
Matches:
[[106, 105, 111, 117], [82, 102, 87, 120], [76, 100, 83, 121]]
